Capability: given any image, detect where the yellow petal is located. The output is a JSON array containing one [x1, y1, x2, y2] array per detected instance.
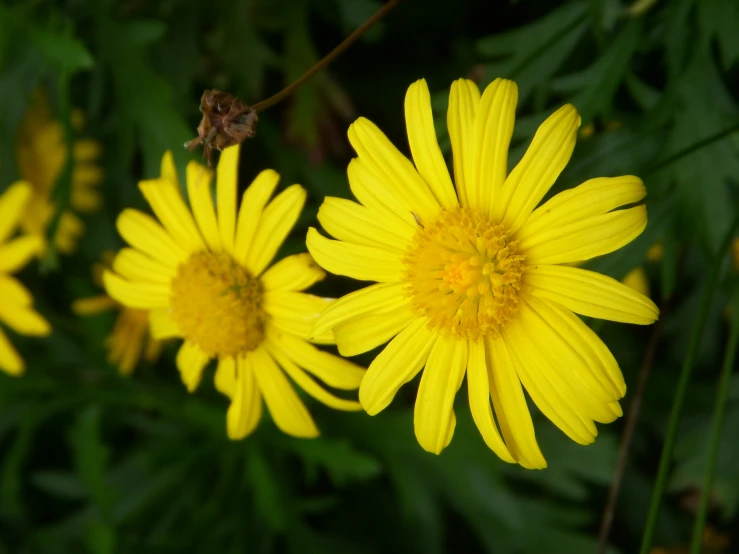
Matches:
[[215, 356, 236, 397], [318, 196, 413, 253], [149, 308, 180, 339], [471, 78, 518, 217], [116, 209, 187, 268], [414, 335, 467, 454], [466, 340, 515, 463], [515, 175, 646, 243], [334, 303, 415, 357], [113, 248, 176, 284], [250, 347, 319, 438], [359, 318, 435, 415], [72, 166, 104, 188], [306, 228, 404, 283], [216, 144, 240, 253], [0, 304, 51, 336], [72, 295, 117, 315], [348, 117, 440, 222], [0, 182, 32, 243], [486, 336, 546, 469], [260, 253, 326, 292], [233, 169, 280, 263], [70, 187, 102, 212], [404, 79, 457, 208], [0, 275, 33, 307], [447, 78, 481, 208], [499, 104, 581, 233], [103, 271, 170, 309], [227, 354, 263, 440], [523, 265, 659, 324], [73, 139, 102, 163], [0, 236, 43, 273], [521, 205, 647, 265], [504, 319, 597, 445], [176, 341, 211, 392], [263, 292, 334, 343], [246, 185, 306, 276], [312, 282, 409, 337], [160, 151, 179, 187], [622, 267, 650, 297], [266, 344, 362, 411], [186, 161, 220, 251], [139, 178, 204, 253], [347, 158, 419, 232], [0, 327, 24, 376], [266, 331, 365, 390]]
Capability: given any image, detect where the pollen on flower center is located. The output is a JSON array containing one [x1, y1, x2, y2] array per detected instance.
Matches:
[[170, 251, 266, 357], [403, 207, 524, 340]]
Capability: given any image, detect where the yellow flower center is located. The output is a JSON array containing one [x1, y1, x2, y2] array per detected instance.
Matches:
[[403, 207, 524, 340], [170, 251, 266, 357]]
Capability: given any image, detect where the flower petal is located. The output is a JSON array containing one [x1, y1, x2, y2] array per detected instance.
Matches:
[[113, 248, 176, 283], [227, 354, 263, 440], [116, 209, 187, 268], [266, 331, 364, 390], [216, 144, 240, 253], [149, 308, 180, 339], [520, 205, 647, 265], [622, 267, 650, 297], [414, 335, 467, 454], [233, 169, 280, 263], [334, 303, 415, 357], [139, 178, 204, 253], [0, 327, 24, 376], [515, 175, 646, 243], [447, 78, 481, 208], [318, 196, 413, 253], [266, 344, 362, 411], [471, 78, 518, 217], [72, 295, 117, 315], [523, 265, 659, 324], [103, 271, 170, 309], [263, 292, 334, 343], [0, 276, 33, 307], [260, 253, 326, 292], [404, 79, 457, 208], [0, 236, 43, 273], [486, 336, 546, 469], [250, 347, 318, 438], [246, 185, 306, 276], [348, 117, 439, 221], [176, 341, 211, 392], [466, 340, 515, 463], [307, 228, 404, 283], [499, 104, 581, 234], [0, 181, 32, 243], [0, 304, 51, 336], [312, 281, 409, 337], [359, 318, 435, 415], [215, 356, 236, 397], [186, 161, 220, 251]]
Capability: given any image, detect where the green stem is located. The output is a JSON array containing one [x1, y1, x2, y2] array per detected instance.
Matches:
[[689, 290, 739, 554], [639, 218, 739, 554]]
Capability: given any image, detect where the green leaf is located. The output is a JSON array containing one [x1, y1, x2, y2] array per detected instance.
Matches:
[[30, 26, 93, 72]]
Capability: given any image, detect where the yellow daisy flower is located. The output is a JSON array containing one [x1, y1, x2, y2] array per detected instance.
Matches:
[[73, 255, 163, 375], [307, 78, 659, 468], [0, 182, 52, 375], [102, 148, 364, 439], [15, 92, 103, 254]]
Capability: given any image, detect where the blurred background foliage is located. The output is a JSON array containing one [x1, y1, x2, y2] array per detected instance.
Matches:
[[0, 0, 738, 552]]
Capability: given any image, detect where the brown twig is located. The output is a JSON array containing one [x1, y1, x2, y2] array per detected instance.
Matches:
[[251, 0, 402, 112], [597, 312, 665, 554]]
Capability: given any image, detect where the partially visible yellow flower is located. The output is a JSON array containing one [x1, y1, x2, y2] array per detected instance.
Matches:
[[308, 78, 658, 467], [646, 241, 664, 262], [0, 182, 51, 375], [15, 92, 103, 254], [622, 267, 650, 297], [73, 255, 162, 375], [103, 148, 364, 440]]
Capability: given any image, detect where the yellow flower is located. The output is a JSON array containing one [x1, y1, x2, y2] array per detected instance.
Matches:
[[307, 78, 659, 467], [103, 148, 364, 439], [621, 267, 650, 297], [73, 256, 163, 376], [15, 92, 103, 254], [0, 182, 52, 375]]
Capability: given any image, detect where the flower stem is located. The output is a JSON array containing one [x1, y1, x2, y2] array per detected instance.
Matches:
[[639, 217, 739, 554], [688, 289, 739, 554], [251, 0, 402, 112]]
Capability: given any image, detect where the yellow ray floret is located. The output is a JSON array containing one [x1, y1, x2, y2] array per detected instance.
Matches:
[[103, 147, 364, 440], [308, 77, 659, 467]]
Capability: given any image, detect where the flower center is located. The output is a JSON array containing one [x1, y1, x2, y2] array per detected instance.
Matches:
[[170, 251, 266, 357], [403, 207, 524, 340]]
